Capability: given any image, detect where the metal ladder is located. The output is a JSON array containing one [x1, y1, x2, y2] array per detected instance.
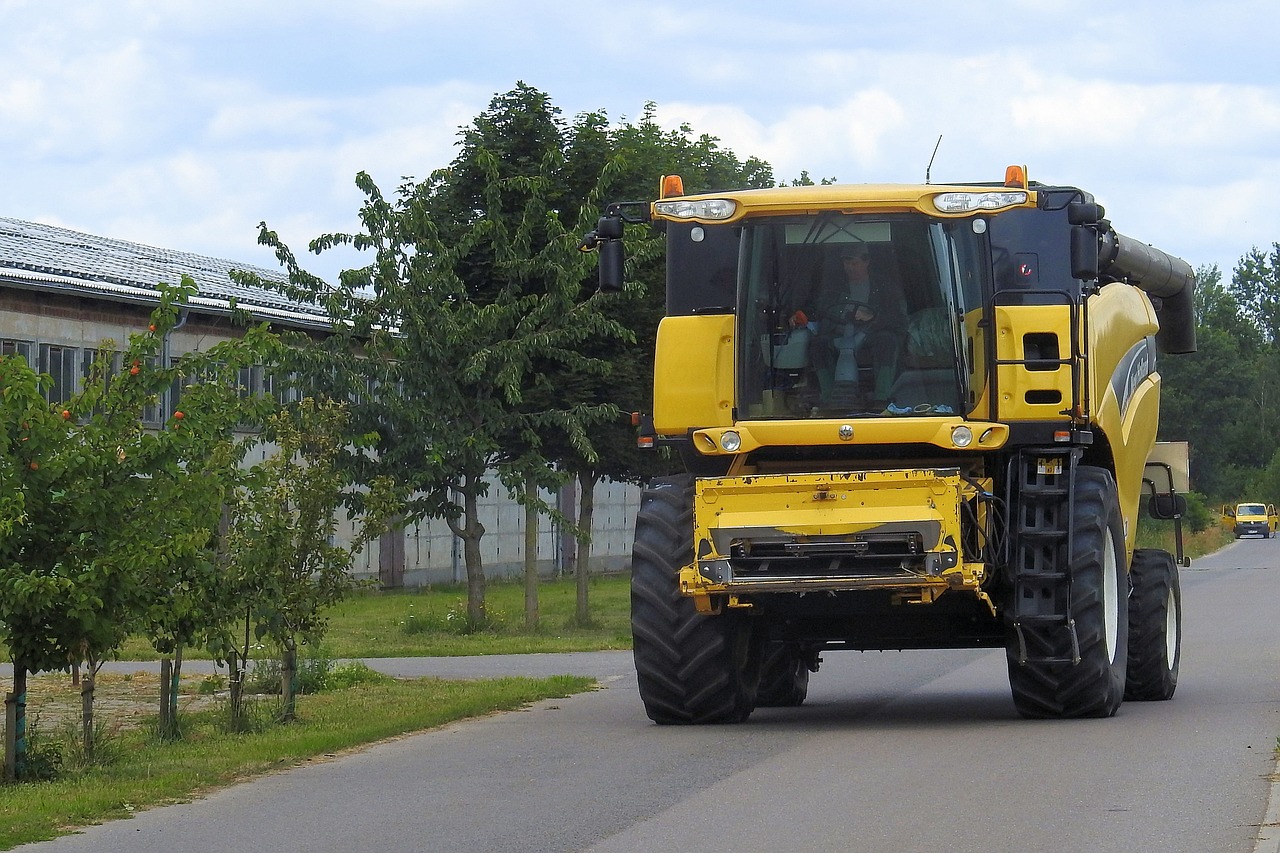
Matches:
[[1009, 447, 1082, 666]]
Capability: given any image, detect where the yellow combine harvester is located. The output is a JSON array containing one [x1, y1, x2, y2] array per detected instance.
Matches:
[[584, 166, 1194, 721]]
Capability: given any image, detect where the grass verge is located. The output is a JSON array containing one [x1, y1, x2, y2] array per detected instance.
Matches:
[[110, 572, 633, 661], [0, 674, 594, 849], [1138, 517, 1234, 560]]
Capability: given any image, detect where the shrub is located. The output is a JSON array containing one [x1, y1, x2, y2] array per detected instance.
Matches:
[[325, 662, 391, 690]]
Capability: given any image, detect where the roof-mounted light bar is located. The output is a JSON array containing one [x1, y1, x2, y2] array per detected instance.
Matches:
[[653, 198, 738, 220], [932, 190, 1028, 213]]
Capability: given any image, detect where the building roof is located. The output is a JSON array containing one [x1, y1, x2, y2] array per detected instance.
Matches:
[[0, 216, 330, 329]]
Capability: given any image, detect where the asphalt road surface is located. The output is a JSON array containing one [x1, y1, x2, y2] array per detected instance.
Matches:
[[18, 536, 1280, 853]]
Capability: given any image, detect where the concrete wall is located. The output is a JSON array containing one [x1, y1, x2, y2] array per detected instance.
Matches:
[[349, 478, 641, 588]]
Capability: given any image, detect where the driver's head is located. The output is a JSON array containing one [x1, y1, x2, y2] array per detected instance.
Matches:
[[840, 247, 870, 274]]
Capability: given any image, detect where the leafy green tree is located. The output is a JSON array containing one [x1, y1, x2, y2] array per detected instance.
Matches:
[[247, 154, 623, 628], [1227, 243, 1280, 343], [426, 84, 612, 629], [1161, 254, 1280, 500], [0, 281, 280, 772], [245, 86, 774, 631], [1245, 445, 1280, 508], [136, 375, 278, 739], [220, 398, 395, 725]]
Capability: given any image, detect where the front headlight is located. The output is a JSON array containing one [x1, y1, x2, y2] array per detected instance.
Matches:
[[720, 430, 743, 452], [654, 198, 738, 220], [933, 191, 1027, 213], [951, 426, 974, 448]]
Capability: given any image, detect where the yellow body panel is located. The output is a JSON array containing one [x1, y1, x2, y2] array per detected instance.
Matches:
[[991, 304, 1077, 421], [681, 469, 991, 611], [653, 314, 735, 435], [1087, 283, 1161, 553]]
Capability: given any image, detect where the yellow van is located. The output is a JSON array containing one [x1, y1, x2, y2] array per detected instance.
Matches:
[[1221, 502, 1278, 538]]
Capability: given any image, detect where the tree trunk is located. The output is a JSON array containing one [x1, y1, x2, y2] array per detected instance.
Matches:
[[4, 664, 26, 783], [280, 640, 297, 723], [575, 470, 597, 626], [460, 475, 487, 628], [524, 474, 539, 629], [81, 666, 96, 763], [557, 482, 576, 578], [228, 651, 246, 732], [170, 644, 183, 735], [229, 610, 251, 731], [379, 516, 406, 590], [159, 657, 173, 738]]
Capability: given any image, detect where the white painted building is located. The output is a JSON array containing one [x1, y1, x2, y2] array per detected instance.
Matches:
[[0, 216, 639, 587]]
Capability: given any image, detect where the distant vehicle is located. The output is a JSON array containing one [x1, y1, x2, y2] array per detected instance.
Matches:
[[1221, 502, 1278, 538]]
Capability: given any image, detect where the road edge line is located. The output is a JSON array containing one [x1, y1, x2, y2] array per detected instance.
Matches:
[[1255, 751, 1280, 853]]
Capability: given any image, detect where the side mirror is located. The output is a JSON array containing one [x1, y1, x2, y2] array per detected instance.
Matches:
[[1149, 493, 1187, 521], [598, 238, 625, 292], [1071, 225, 1099, 281], [581, 214, 626, 292]]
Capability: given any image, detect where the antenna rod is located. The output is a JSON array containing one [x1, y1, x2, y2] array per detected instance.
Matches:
[[925, 135, 943, 184]]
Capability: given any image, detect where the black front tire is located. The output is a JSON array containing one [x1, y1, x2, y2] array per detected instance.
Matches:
[[1125, 548, 1181, 700], [757, 643, 810, 707], [1007, 465, 1129, 719], [630, 476, 760, 725]]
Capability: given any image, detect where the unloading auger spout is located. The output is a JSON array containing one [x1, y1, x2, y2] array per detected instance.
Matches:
[[1099, 228, 1197, 354]]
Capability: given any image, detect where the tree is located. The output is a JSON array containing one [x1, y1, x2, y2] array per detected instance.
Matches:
[[425, 84, 612, 630], [247, 154, 624, 630], [245, 87, 774, 631], [0, 281, 280, 773], [219, 398, 394, 725], [1160, 254, 1280, 500], [1227, 243, 1280, 343]]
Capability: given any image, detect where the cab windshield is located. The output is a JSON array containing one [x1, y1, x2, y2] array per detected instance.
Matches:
[[738, 212, 985, 419]]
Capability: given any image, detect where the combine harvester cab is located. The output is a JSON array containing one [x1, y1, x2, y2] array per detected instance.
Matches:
[[585, 166, 1194, 723]]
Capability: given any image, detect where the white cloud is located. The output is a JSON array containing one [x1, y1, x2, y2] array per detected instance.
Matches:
[[1, 0, 1277, 285], [653, 90, 909, 183]]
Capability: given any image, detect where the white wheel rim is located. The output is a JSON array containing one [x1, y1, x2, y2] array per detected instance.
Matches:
[[1103, 534, 1119, 664], [1164, 587, 1178, 667]]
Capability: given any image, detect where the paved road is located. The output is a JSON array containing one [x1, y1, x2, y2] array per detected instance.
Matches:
[[15, 538, 1280, 853]]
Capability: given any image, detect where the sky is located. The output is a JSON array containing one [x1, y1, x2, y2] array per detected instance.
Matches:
[[2, 0, 1278, 285]]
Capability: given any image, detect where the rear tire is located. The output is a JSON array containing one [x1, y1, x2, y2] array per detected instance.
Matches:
[[631, 476, 760, 724], [1124, 548, 1180, 700], [757, 643, 810, 707], [1007, 466, 1129, 719]]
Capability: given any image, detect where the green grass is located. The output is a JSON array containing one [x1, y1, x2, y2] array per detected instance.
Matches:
[[111, 572, 634, 661], [1137, 517, 1234, 560], [318, 572, 633, 657], [0, 675, 594, 849]]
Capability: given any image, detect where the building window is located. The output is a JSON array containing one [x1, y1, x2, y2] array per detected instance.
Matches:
[[39, 343, 79, 403], [1, 339, 34, 364], [264, 368, 299, 406]]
